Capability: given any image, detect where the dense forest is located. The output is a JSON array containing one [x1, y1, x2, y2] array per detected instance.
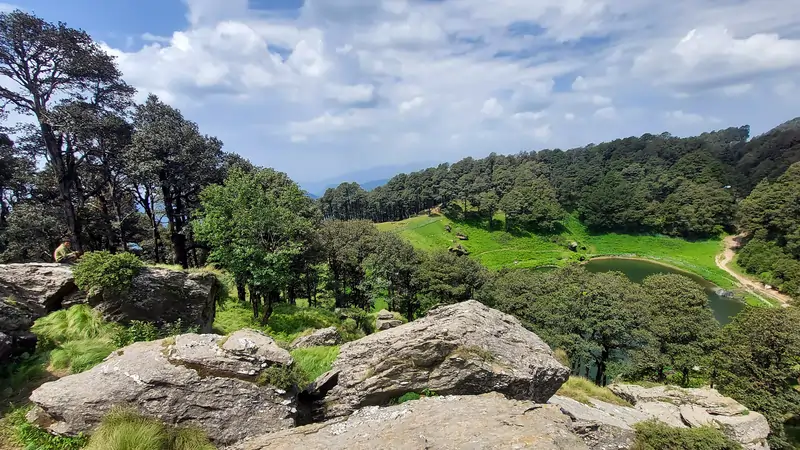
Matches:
[[0, 9, 799, 448]]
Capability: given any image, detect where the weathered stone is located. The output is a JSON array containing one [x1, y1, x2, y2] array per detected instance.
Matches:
[[28, 336, 295, 446], [290, 327, 342, 349], [0, 263, 81, 361], [375, 318, 403, 330], [375, 310, 394, 320], [321, 300, 569, 418], [636, 401, 685, 428], [228, 393, 588, 450], [168, 329, 292, 379], [607, 384, 770, 449], [550, 395, 642, 450], [0, 331, 11, 362], [89, 267, 217, 332]]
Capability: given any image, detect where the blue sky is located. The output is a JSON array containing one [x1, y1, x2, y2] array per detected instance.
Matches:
[[4, 0, 800, 184]]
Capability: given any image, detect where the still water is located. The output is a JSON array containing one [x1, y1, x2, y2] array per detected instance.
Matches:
[[584, 258, 744, 325]]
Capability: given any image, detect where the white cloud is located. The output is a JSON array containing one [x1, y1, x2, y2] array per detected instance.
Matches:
[[481, 98, 504, 117], [94, 0, 800, 180]]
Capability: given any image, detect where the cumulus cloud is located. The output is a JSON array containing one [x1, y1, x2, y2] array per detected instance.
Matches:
[[98, 0, 800, 180]]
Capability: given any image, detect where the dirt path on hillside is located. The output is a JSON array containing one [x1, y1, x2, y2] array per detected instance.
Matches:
[[716, 234, 793, 307]]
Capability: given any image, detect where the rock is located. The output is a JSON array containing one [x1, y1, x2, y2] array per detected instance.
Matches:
[[320, 300, 569, 418], [28, 335, 296, 446], [374, 309, 403, 331], [168, 329, 292, 379], [290, 327, 342, 349], [549, 395, 643, 450], [607, 384, 770, 449], [89, 267, 218, 332], [0, 331, 11, 361], [228, 392, 588, 450], [0, 263, 81, 361], [636, 401, 685, 428]]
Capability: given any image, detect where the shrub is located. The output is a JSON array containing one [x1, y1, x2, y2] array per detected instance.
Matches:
[[256, 364, 306, 390], [113, 319, 196, 348], [393, 392, 421, 404], [632, 419, 741, 450], [85, 407, 215, 450], [290, 346, 339, 385], [553, 348, 570, 367], [74, 251, 143, 294], [556, 377, 631, 407]]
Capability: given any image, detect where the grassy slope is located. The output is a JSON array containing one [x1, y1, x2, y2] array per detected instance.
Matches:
[[378, 213, 736, 288]]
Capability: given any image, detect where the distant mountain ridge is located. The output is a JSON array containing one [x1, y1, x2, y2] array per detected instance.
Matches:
[[300, 161, 439, 197]]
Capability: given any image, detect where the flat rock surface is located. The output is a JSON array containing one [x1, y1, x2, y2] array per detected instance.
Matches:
[[28, 336, 296, 446], [290, 327, 342, 349], [321, 301, 570, 418], [228, 393, 588, 450]]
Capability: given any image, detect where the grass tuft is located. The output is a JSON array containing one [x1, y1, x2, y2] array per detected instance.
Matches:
[[32, 305, 120, 348], [557, 377, 631, 406], [290, 346, 339, 385], [85, 407, 215, 450], [49, 339, 118, 374]]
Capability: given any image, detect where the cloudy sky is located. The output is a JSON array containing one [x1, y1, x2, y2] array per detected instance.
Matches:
[[7, 0, 800, 184]]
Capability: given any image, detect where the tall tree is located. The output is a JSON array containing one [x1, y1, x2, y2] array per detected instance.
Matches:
[[0, 10, 134, 251]]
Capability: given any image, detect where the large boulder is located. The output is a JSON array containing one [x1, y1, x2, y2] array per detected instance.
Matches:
[[229, 392, 588, 450], [28, 330, 296, 446], [290, 327, 342, 349], [552, 384, 770, 450], [0, 263, 81, 360], [88, 266, 218, 332], [318, 300, 569, 418]]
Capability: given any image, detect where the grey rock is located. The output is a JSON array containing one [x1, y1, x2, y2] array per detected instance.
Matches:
[[89, 267, 217, 332], [168, 329, 292, 379], [375, 318, 403, 330], [322, 300, 570, 418], [227, 392, 588, 450], [375, 309, 394, 320], [636, 401, 685, 428], [28, 336, 295, 446], [608, 384, 770, 449], [550, 395, 637, 430], [550, 395, 641, 450], [0, 331, 11, 361], [290, 327, 342, 349], [0, 263, 81, 361]]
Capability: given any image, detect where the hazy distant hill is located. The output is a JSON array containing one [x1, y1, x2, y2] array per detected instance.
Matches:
[[300, 161, 438, 197]]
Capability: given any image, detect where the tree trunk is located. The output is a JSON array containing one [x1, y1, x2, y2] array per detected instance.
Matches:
[[682, 367, 690, 386], [160, 179, 188, 269], [40, 122, 83, 252], [594, 348, 609, 385], [249, 285, 259, 319], [236, 276, 247, 304]]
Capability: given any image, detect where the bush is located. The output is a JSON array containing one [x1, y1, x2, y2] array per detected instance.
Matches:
[[633, 420, 741, 450], [113, 319, 198, 348], [85, 407, 215, 450], [256, 364, 306, 390], [74, 251, 143, 294], [290, 346, 339, 385]]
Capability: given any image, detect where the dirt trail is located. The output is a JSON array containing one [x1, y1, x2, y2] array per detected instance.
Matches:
[[716, 234, 792, 307]]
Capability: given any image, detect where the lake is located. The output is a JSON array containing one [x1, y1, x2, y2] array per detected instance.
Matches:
[[584, 258, 744, 325]]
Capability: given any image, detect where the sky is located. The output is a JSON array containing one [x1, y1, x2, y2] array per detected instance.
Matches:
[[4, 0, 800, 184]]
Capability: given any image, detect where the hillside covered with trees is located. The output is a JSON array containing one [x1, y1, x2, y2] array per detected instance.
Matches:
[[0, 9, 799, 450]]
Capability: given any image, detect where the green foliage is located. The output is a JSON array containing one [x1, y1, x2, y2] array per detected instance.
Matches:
[[556, 377, 631, 407], [85, 407, 215, 450], [0, 353, 50, 400], [713, 306, 800, 448], [632, 419, 741, 450], [49, 339, 118, 373], [113, 319, 198, 348], [74, 251, 144, 294], [31, 305, 120, 349], [256, 364, 306, 390], [2, 405, 88, 450], [290, 346, 339, 385], [393, 392, 421, 404]]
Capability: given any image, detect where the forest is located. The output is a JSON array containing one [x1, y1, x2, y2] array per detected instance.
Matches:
[[0, 9, 799, 450]]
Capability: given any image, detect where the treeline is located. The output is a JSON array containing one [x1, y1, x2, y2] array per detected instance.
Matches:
[[321, 120, 800, 238]]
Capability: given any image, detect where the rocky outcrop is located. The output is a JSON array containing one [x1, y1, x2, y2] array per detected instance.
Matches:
[[318, 300, 570, 418], [0, 263, 81, 360], [374, 309, 402, 330], [290, 327, 342, 349], [28, 330, 296, 446], [88, 267, 218, 332], [552, 384, 770, 450], [229, 392, 588, 450]]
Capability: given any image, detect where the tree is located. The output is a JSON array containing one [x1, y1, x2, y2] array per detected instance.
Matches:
[[659, 181, 734, 237], [476, 191, 499, 229], [499, 177, 565, 232], [630, 274, 719, 384], [130, 95, 223, 268], [0, 10, 134, 251], [194, 167, 320, 321], [713, 307, 800, 449], [317, 220, 378, 309], [364, 232, 423, 319], [419, 250, 490, 309]]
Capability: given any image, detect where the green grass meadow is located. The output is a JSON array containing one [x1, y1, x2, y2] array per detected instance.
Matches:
[[377, 212, 736, 288]]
